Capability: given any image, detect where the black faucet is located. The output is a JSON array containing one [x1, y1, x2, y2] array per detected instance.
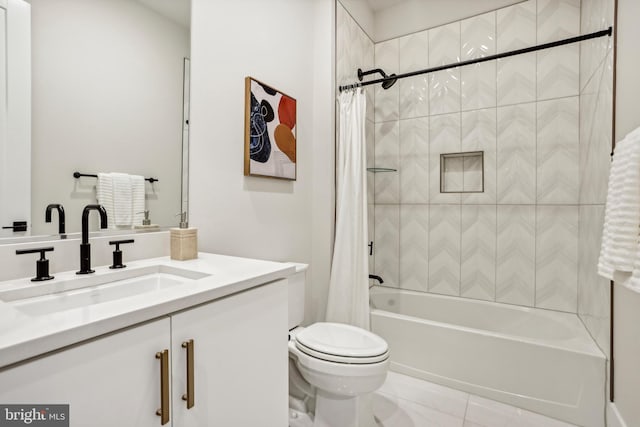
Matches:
[[77, 204, 108, 275], [45, 204, 66, 234]]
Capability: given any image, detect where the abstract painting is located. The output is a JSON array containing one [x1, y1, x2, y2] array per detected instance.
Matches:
[[244, 77, 297, 180]]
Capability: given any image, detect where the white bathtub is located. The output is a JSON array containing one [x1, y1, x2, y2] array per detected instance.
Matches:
[[370, 287, 606, 427]]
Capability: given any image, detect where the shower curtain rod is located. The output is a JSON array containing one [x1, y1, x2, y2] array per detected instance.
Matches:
[[339, 27, 613, 92]]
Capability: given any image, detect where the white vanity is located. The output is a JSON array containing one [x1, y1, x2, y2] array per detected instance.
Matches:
[[0, 253, 293, 427]]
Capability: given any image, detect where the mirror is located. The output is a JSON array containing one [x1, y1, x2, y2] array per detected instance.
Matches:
[[1, 0, 191, 240]]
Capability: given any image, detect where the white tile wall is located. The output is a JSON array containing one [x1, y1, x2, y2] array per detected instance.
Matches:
[[461, 109, 496, 204], [399, 32, 430, 119], [461, 12, 496, 60], [374, 204, 400, 286], [497, 0, 536, 52], [537, 45, 579, 100], [428, 205, 461, 296], [430, 113, 461, 204], [375, 39, 400, 122], [577, 0, 614, 357], [497, 103, 536, 204], [461, 62, 496, 112], [579, 52, 613, 205], [497, 53, 536, 106], [537, 0, 581, 43], [535, 205, 578, 312], [400, 205, 429, 292], [400, 118, 429, 203], [429, 22, 461, 115], [536, 97, 579, 204], [578, 205, 610, 356], [359, 0, 613, 316], [496, 205, 536, 306], [461, 205, 496, 301], [375, 121, 400, 203], [429, 22, 460, 65]]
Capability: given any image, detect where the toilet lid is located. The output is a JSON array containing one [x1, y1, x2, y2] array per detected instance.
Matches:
[[294, 323, 389, 362]]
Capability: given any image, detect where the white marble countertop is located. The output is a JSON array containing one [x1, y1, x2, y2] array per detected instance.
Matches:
[[0, 253, 296, 368]]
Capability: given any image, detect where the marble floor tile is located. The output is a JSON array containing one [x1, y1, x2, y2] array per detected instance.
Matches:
[[378, 371, 469, 418]]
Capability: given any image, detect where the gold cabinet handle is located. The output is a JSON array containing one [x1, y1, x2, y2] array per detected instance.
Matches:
[[181, 339, 195, 409], [155, 350, 170, 425]]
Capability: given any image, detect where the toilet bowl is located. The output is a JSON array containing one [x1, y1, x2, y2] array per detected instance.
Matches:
[[286, 263, 390, 427], [288, 323, 389, 427]]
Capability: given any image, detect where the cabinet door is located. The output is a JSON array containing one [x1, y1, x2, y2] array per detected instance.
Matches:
[[172, 280, 288, 427], [0, 318, 171, 427]]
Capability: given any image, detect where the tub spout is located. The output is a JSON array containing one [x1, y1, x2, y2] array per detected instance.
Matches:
[[369, 274, 384, 286]]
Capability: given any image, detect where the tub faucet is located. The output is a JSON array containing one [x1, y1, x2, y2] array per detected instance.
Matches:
[[369, 274, 384, 288], [77, 204, 108, 275], [45, 204, 66, 234]]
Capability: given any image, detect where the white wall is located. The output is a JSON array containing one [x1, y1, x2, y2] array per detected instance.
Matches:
[[29, 0, 188, 235], [613, 0, 640, 424], [189, 0, 334, 324]]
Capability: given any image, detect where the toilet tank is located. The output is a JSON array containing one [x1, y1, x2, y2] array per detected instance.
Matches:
[[287, 263, 308, 329]]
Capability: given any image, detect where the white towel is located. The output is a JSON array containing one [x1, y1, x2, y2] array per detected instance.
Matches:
[[112, 173, 133, 227], [96, 173, 146, 228], [598, 127, 640, 279], [131, 175, 146, 227], [96, 173, 115, 229]]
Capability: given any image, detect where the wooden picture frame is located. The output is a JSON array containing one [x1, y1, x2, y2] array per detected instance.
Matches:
[[244, 77, 297, 180]]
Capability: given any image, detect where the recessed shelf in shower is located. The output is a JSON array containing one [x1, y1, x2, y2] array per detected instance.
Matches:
[[440, 151, 484, 193]]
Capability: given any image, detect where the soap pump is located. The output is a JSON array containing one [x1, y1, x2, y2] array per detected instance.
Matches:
[[170, 212, 197, 260], [134, 210, 159, 229]]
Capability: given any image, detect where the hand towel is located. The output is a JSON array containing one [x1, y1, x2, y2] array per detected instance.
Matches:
[[112, 173, 133, 227], [131, 175, 146, 227], [598, 127, 640, 279], [96, 173, 115, 229]]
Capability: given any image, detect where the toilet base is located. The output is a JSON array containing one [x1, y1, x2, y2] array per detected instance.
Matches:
[[313, 390, 377, 427]]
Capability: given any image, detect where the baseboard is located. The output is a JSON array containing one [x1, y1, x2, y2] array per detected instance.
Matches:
[[607, 402, 628, 427]]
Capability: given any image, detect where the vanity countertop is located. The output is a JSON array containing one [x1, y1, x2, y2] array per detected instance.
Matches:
[[0, 253, 296, 369]]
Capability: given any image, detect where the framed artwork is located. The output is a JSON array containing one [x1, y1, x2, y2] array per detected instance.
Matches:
[[244, 77, 297, 180]]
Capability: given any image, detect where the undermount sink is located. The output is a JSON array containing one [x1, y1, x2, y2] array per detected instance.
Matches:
[[0, 265, 210, 316]]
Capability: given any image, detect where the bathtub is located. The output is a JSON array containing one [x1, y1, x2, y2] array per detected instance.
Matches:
[[370, 287, 606, 427]]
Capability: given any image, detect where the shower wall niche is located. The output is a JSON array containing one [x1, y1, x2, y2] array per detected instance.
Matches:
[[337, 0, 614, 355]]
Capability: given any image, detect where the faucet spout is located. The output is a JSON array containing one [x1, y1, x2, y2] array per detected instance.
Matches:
[[81, 204, 108, 244], [77, 204, 108, 274], [45, 204, 66, 234]]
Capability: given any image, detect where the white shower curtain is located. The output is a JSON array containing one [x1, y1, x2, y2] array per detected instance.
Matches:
[[326, 88, 370, 330]]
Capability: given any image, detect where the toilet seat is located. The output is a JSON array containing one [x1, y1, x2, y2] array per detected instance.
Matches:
[[294, 323, 389, 364]]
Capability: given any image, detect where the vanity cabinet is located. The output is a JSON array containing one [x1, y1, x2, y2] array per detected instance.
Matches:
[[0, 279, 288, 426], [0, 317, 171, 426], [171, 279, 288, 427]]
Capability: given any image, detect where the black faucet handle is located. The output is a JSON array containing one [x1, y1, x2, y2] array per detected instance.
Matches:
[[3, 221, 28, 232], [109, 239, 135, 269], [16, 247, 55, 282]]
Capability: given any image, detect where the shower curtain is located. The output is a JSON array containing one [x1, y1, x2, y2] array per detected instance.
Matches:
[[326, 88, 370, 330]]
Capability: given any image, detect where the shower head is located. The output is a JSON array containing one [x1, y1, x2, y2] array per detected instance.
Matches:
[[381, 74, 397, 89], [357, 68, 397, 90]]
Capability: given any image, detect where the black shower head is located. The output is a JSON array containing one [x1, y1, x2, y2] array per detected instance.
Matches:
[[357, 68, 397, 90], [382, 74, 397, 89]]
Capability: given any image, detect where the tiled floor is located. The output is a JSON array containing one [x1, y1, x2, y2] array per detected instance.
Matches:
[[290, 371, 579, 427]]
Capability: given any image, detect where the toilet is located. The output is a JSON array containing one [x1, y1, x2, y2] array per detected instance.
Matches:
[[287, 264, 390, 427]]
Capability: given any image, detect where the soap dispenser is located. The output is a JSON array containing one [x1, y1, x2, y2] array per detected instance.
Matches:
[[134, 210, 159, 230], [170, 212, 197, 260]]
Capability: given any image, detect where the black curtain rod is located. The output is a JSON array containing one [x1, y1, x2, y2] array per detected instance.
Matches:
[[339, 27, 613, 92], [73, 171, 158, 183]]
